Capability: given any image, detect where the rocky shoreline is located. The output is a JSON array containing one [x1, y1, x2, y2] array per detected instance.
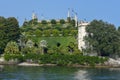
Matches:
[[18, 62, 56, 66], [1, 57, 120, 68]]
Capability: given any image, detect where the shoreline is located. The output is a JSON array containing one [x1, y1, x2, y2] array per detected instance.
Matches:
[[0, 61, 119, 68], [1, 57, 120, 68], [18, 62, 57, 67]]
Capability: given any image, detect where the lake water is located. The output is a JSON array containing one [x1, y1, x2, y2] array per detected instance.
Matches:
[[0, 65, 120, 80]]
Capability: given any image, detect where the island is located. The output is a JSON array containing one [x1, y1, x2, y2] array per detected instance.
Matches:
[[0, 10, 120, 68]]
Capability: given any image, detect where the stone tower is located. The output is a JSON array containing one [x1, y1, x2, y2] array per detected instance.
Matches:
[[78, 21, 89, 51]]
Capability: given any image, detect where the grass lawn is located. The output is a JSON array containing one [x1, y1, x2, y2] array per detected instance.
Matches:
[[29, 36, 77, 48]]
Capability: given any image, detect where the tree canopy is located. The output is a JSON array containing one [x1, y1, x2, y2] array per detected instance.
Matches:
[[60, 19, 65, 24], [85, 20, 120, 57], [4, 41, 19, 54], [0, 16, 20, 54], [51, 19, 56, 24]]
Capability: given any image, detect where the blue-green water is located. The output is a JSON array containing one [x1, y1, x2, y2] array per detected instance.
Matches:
[[0, 65, 120, 80]]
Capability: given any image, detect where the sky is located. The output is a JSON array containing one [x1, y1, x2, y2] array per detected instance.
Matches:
[[0, 0, 120, 27]]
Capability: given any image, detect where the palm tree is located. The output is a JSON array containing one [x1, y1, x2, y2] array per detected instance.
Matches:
[[26, 39, 34, 48], [18, 33, 28, 50], [39, 40, 47, 54]]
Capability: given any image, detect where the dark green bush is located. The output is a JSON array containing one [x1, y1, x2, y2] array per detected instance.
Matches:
[[41, 20, 47, 24], [60, 19, 65, 24], [4, 53, 108, 66], [51, 19, 56, 24], [4, 54, 25, 62]]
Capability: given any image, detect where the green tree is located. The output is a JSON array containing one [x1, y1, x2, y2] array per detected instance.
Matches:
[[70, 30, 77, 36], [6, 17, 20, 41], [85, 20, 120, 57], [0, 16, 6, 25], [67, 42, 75, 53], [0, 17, 20, 54], [29, 19, 38, 25], [43, 30, 51, 37], [52, 29, 59, 36], [4, 41, 19, 54], [39, 40, 48, 54], [51, 19, 56, 24], [34, 29, 42, 37], [63, 29, 70, 36], [18, 33, 28, 51], [70, 19, 75, 26], [60, 19, 65, 24], [118, 26, 120, 32], [22, 20, 29, 26], [67, 17, 71, 23], [0, 16, 7, 53], [26, 39, 34, 48], [41, 20, 47, 24]]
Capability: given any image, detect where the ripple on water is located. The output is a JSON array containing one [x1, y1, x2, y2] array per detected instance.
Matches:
[[1, 66, 120, 80]]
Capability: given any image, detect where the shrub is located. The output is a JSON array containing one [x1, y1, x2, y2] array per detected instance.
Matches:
[[51, 29, 59, 36], [41, 20, 47, 24], [51, 19, 56, 24], [4, 54, 24, 62], [60, 19, 65, 24], [3, 52, 108, 66], [34, 29, 42, 37], [4, 41, 20, 54]]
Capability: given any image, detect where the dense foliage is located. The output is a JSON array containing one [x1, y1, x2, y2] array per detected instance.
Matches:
[[4, 53, 108, 66], [85, 20, 120, 57], [0, 17, 20, 54], [20, 18, 78, 55], [41, 20, 47, 24], [21, 18, 77, 36], [4, 41, 20, 54], [60, 19, 65, 24], [51, 19, 56, 24], [0, 17, 115, 66]]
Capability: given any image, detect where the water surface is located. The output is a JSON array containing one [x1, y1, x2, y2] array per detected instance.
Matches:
[[0, 65, 120, 80]]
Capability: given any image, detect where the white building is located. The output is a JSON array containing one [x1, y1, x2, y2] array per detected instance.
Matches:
[[32, 12, 37, 20], [78, 21, 89, 51]]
